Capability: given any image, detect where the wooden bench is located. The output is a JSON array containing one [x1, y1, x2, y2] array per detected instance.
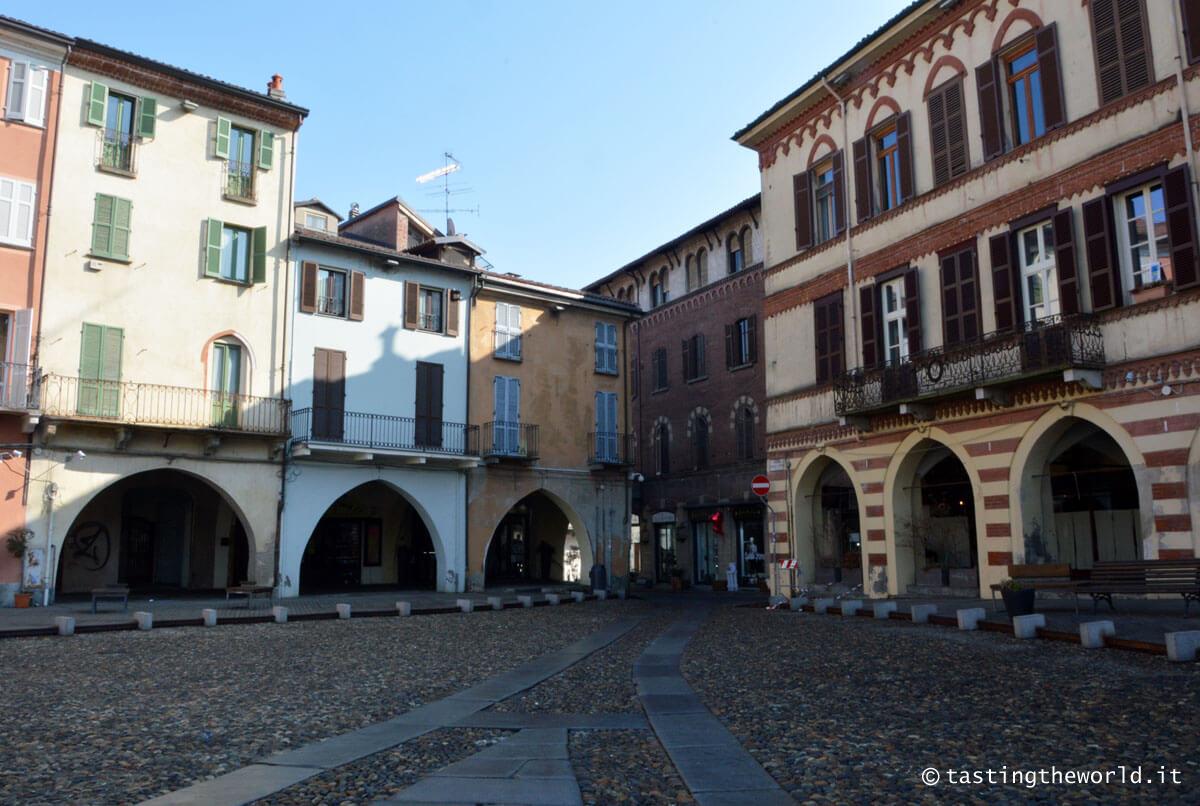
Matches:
[[1075, 560, 1200, 614], [989, 563, 1084, 612], [225, 582, 274, 608], [91, 585, 130, 613]]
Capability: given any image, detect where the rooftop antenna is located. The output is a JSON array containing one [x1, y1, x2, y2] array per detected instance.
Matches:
[[415, 152, 478, 233]]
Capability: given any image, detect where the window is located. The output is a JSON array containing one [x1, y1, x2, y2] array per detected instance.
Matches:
[[735, 407, 754, 460], [210, 340, 242, 427], [595, 321, 618, 374], [875, 125, 902, 212], [682, 333, 705, 382], [89, 193, 132, 261], [727, 233, 744, 274], [880, 277, 909, 366], [1090, 0, 1152, 105], [692, 415, 709, 469], [794, 153, 844, 250], [4, 62, 48, 126], [652, 347, 668, 391], [978, 26, 1064, 160], [317, 267, 348, 317], [100, 92, 137, 173], [304, 212, 328, 230], [225, 124, 256, 200], [418, 286, 444, 332], [206, 220, 266, 284], [813, 292, 844, 383], [927, 79, 968, 187], [1115, 182, 1170, 290], [691, 249, 708, 290], [813, 160, 837, 244], [1005, 44, 1044, 147], [495, 302, 522, 360], [855, 113, 914, 222], [1017, 220, 1059, 322], [219, 225, 253, 283], [0, 177, 36, 247], [726, 316, 757, 368], [655, 422, 670, 475], [650, 269, 668, 307]]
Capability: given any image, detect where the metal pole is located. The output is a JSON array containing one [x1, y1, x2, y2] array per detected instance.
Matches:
[[764, 498, 778, 596]]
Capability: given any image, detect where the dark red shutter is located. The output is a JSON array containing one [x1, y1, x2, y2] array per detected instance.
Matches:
[[793, 172, 812, 250], [1082, 196, 1122, 310], [939, 252, 961, 345], [1036, 24, 1067, 131], [975, 58, 1004, 161], [852, 137, 871, 223], [814, 300, 829, 382], [990, 232, 1018, 331], [1164, 164, 1200, 290], [815, 294, 843, 382], [896, 111, 914, 204], [831, 151, 846, 234], [829, 294, 844, 377], [941, 245, 981, 345], [445, 290, 459, 336], [859, 285, 878, 369], [404, 282, 419, 329], [928, 80, 968, 187], [1091, 0, 1152, 104], [300, 261, 318, 313], [928, 86, 949, 186], [903, 267, 922, 353], [1052, 208, 1080, 315], [1184, 0, 1200, 64]]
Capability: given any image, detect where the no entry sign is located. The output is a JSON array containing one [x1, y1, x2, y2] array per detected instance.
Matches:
[[751, 475, 770, 497]]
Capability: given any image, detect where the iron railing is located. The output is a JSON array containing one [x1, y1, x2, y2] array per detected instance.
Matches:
[[418, 312, 442, 332], [292, 407, 479, 456], [317, 295, 345, 317], [481, 421, 539, 460], [834, 314, 1106, 416], [224, 160, 256, 202], [0, 363, 37, 410], [588, 431, 634, 467], [97, 128, 136, 174], [38, 373, 288, 434]]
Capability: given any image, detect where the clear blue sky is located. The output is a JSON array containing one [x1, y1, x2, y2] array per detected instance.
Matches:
[[30, 0, 904, 289]]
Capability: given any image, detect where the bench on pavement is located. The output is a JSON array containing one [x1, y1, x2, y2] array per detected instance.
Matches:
[[91, 585, 130, 613], [1076, 559, 1200, 614], [225, 582, 274, 608], [989, 564, 1083, 612]]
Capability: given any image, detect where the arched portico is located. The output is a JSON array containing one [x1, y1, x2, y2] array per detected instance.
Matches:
[[480, 487, 595, 588], [790, 448, 868, 591]]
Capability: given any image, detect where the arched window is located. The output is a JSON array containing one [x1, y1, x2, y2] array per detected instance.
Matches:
[[692, 415, 709, 469], [694, 248, 708, 288], [650, 274, 663, 308], [739, 226, 752, 267], [735, 406, 754, 460], [655, 422, 671, 475], [685, 254, 696, 292], [727, 232, 744, 274]]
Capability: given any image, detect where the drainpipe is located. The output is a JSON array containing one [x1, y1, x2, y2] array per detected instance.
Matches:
[[273, 132, 299, 594], [1169, 2, 1200, 235], [820, 75, 859, 369]]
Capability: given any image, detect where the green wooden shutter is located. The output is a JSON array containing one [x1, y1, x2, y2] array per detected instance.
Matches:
[[86, 81, 108, 127], [205, 219, 224, 277], [78, 323, 122, 417], [111, 198, 132, 260], [257, 130, 274, 170], [252, 226, 267, 283], [137, 97, 157, 138], [215, 116, 231, 159], [77, 323, 103, 414], [99, 326, 124, 417], [91, 194, 114, 257]]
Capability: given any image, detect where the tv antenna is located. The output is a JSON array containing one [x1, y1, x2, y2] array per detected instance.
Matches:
[[415, 152, 478, 232]]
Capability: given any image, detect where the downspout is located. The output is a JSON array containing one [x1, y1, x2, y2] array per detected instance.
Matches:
[[1169, 1, 1200, 231], [462, 272, 476, 592], [273, 128, 299, 593], [819, 75, 859, 370]]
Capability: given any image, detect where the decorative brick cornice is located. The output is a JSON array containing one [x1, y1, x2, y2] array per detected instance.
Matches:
[[631, 266, 762, 330]]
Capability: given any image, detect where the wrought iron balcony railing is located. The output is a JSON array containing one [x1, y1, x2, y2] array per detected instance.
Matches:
[[481, 421, 539, 460], [0, 363, 37, 411], [834, 314, 1105, 417], [588, 431, 634, 467], [292, 407, 479, 456], [38, 373, 288, 434], [224, 160, 256, 202], [97, 129, 137, 175]]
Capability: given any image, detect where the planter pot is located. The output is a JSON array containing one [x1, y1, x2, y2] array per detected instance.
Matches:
[[670, 576, 683, 592], [1001, 588, 1036, 618], [712, 580, 728, 592], [13, 592, 32, 609]]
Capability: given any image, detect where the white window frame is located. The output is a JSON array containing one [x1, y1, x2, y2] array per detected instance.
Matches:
[[219, 225, 252, 284], [813, 161, 837, 244], [0, 176, 37, 248], [4, 61, 49, 127], [495, 302, 522, 360], [1017, 221, 1059, 323], [304, 212, 328, 231], [880, 276, 909, 366], [595, 322, 618, 374], [1114, 181, 1169, 293]]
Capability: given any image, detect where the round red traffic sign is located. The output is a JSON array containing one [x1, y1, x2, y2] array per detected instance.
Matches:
[[751, 475, 770, 496]]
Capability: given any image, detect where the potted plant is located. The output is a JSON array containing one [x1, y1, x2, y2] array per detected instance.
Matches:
[[669, 565, 685, 592], [998, 578, 1036, 618], [6, 531, 32, 608]]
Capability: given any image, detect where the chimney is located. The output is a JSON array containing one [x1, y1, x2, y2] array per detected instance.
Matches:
[[267, 74, 286, 100], [349, 202, 360, 218]]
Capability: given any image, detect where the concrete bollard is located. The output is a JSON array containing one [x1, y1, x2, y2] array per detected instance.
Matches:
[[134, 611, 153, 631], [546, 593, 561, 606], [814, 598, 835, 614], [595, 590, 608, 600], [911, 604, 938, 623], [518, 595, 534, 608], [873, 602, 897, 620], [201, 609, 218, 627], [956, 607, 986, 631], [571, 591, 585, 603], [457, 598, 474, 613], [841, 600, 863, 617], [55, 616, 75, 636], [487, 596, 503, 611], [272, 606, 288, 624], [1012, 613, 1045, 639], [1165, 631, 1200, 662], [396, 601, 412, 617], [789, 596, 809, 611], [336, 603, 352, 619], [1079, 620, 1114, 649]]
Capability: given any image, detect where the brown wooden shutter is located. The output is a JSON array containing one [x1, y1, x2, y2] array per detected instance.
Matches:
[[1091, 0, 1152, 105], [829, 294, 844, 377], [1184, 0, 1200, 64], [903, 267, 922, 353], [940, 245, 981, 346], [831, 150, 846, 234], [696, 333, 706, 376], [1051, 208, 1081, 315], [1036, 24, 1067, 131], [747, 315, 758, 363], [975, 58, 1004, 161], [349, 271, 365, 321], [814, 292, 844, 382], [403, 281, 419, 329], [896, 111, 914, 203], [814, 299, 829, 382], [445, 290, 460, 335], [928, 85, 950, 186], [859, 284, 878, 369], [928, 80, 968, 187], [1164, 164, 1200, 290], [989, 232, 1018, 331], [1082, 196, 1121, 310], [681, 338, 691, 381], [793, 172, 812, 250], [939, 252, 962, 346], [300, 261, 318, 313], [725, 323, 735, 368], [852, 137, 871, 223]]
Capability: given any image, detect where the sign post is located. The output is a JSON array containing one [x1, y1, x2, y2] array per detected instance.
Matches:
[[750, 475, 780, 595]]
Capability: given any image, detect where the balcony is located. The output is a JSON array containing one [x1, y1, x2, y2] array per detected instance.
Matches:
[[588, 431, 634, 468], [480, 421, 539, 462], [223, 161, 256, 204], [38, 373, 288, 434], [97, 129, 137, 176], [834, 314, 1105, 420], [0, 363, 38, 428], [291, 407, 479, 461]]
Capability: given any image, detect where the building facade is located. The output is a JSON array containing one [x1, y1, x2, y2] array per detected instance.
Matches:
[[587, 197, 769, 588], [737, 0, 1200, 597], [465, 272, 638, 591], [27, 38, 305, 600]]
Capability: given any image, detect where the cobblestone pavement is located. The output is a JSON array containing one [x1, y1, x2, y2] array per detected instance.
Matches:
[[682, 606, 1200, 805]]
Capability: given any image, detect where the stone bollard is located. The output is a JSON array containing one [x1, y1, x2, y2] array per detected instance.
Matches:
[[790, 596, 809, 611], [1012, 613, 1045, 639], [571, 591, 585, 603], [595, 590, 608, 600], [1079, 620, 1114, 649], [841, 600, 863, 617], [873, 602, 897, 620], [518, 595, 534, 608], [457, 598, 474, 613], [487, 596, 503, 611], [956, 607, 986, 631], [546, 594, 561, 606], [910, 604, 938, 623], [134, 611, 153, 631], [616, 589, 626, 600], [396, 601, 412, 617], [1165, 631, 1200, 662], [201, 609, 218, 627], [336, 603, 352, 619], [272, 606, 288, 624], [813, 598, 835, 614], [55, 616, 75, 636]]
